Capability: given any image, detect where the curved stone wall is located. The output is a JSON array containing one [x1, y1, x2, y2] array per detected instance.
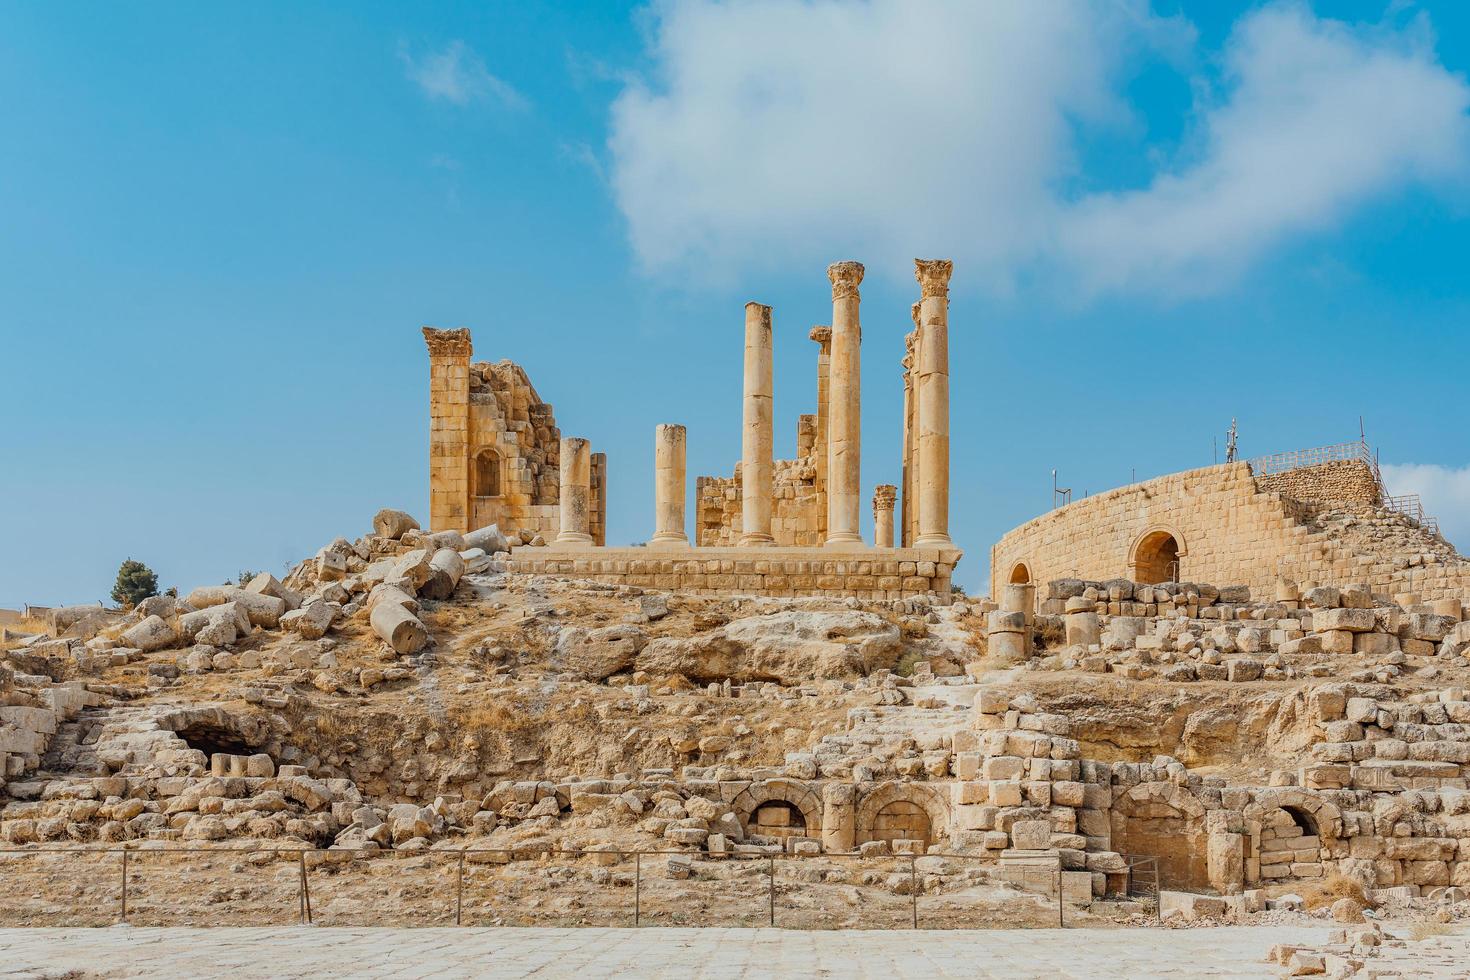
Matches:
[[990, 461, 1470, 602]]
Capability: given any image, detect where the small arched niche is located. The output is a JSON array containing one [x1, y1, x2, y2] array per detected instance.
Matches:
[[474, 448, 502, 498]]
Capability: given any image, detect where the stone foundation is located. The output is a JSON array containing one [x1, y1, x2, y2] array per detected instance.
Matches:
[[506, 546, 962, 601]]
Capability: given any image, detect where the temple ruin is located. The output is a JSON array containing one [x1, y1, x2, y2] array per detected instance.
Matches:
[[426, 259, 965, 602]]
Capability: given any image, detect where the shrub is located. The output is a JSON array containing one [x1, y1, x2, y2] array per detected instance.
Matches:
[[111, 559, 159, 609]]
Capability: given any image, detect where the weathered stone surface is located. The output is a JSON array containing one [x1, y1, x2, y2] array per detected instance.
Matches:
[[120, 616, 177, 653], [373, 509, 420, 540], [463, 524, 511, 556], [637, 611, 902, 683], [369, 602, 429, 655], [554, 625, 648, 681]]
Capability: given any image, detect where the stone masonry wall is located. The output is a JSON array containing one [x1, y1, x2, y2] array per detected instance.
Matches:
[[697, 415, 824, 547], [507, 545, 962, 602], [991, 462, 1470, 605], [1254, 460, 1381, 508]]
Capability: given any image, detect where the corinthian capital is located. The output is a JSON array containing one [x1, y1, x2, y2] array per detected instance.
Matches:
[[827, 261, 865, 300], [422, 326, 473, 358], [914, 259, 953, 299], [808, 325, 832, 348]]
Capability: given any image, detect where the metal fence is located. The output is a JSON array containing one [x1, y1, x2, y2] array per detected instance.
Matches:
[[1245, 439, 1375, 477], [0, 845, 1118, 930]]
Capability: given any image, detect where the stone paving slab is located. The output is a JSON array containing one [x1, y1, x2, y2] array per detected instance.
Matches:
[[0, 925, 1340, 979]]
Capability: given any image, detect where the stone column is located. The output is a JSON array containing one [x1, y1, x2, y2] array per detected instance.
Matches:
[[873, 484, 897, 548], [914, 259, 953, 547], [555, 436, 594, 545], [901, 319, 919, 547], [810, 325, 832, 540], [825, 261, 864, 546], [739, 302, 775, 546], [649, 424, 689, 548], [821, 783, 856, 853], [422, 327, 473, 533]]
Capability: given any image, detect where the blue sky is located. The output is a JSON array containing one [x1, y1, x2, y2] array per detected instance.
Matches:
[[3, 0, 1469, 606]]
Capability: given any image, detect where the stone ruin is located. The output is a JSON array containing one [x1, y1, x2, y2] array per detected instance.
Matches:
[[425, 258, 964, 602], [2, 255, 1469, 972]]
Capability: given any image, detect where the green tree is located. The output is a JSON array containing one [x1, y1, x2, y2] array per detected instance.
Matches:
[[111, 559, 159, 608]]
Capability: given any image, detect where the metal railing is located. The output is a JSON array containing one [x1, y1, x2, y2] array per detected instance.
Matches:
[[0, 845, 1086, 930], [1121, 853, 1161, 921], [1245, 439, 1375, 477], [1382, 493, 1440, 536]]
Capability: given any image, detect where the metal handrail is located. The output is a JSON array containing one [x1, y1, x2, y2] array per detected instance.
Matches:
[[0, 845, 1083, 930]]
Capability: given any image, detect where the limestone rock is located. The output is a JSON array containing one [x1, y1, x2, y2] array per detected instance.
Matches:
[[281, 601, 335, 640], [464, 524, 511, 555], [554, 625, 648, 680], [370, 602, 429, 655], [637, 610, 902, 684], [120, 615, 177, 653], [373, 509, 420, 540]]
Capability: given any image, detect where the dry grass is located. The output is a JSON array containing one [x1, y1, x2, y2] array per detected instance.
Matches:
[[1405, 919, 1453, 941], [1297, 871, 1372, 912], [0, 614, 49, 650]]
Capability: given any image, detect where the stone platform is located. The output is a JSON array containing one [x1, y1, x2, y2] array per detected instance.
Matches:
[[507, 545, 963, 602]]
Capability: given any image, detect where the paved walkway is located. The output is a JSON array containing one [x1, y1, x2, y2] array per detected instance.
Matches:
[[0, 925, 1338, 978]]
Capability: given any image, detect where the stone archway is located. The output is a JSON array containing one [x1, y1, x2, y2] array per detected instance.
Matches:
[[1111, 782, 1208, 890], [1128, 527, 1187, 584], [1009, 562, 1032, 585], [856, 782, 949, 848], [1244, 791, 1342, 885], [731, 779, 823, 839]]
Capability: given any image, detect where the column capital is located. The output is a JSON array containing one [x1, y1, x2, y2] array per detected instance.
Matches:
[[873, 484, 898, 508], [423, 326, 472, 358], [827, 261, 865, 300], [914, 259, 953, 299], [808, 324, 832, 347]]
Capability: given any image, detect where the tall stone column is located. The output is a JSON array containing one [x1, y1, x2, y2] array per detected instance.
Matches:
[[422, 327, 473, 533], [914, 259, 953, 547], [649, 424, 689, 548], [555, 436, 594, 545], [739, 302, 775, 546], [825, 261, 864, 546], [809, 325, 832, 540], [901, 321, 918, 547], [873, 484, 897, 548]]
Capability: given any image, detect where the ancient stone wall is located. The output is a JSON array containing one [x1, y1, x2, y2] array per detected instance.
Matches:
[[696, 415, 824, 547], [507, 545, 961, 602], [991, 461, 1470, 604], [1254, 460, 1381, 508], [425, 329, 604, 543]]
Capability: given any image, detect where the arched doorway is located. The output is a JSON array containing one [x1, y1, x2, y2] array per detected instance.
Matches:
[[1009, 562, 1032, 585], [1131, 530, 1181, 584], [749, 800, 807, 840], [1111, 783, 1208, 890], [869, 801, 932, 848]]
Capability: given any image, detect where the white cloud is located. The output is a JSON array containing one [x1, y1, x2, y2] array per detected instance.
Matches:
[[401, 41, 527, 110], [1062, 5, 1470, 295], [608, 1, 1470, 294], [1380, 463, 1470, 555]]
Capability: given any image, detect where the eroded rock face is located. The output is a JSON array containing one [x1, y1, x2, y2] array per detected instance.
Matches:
[[554, 625, 647, 680], [637, 610, 902, 684]]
